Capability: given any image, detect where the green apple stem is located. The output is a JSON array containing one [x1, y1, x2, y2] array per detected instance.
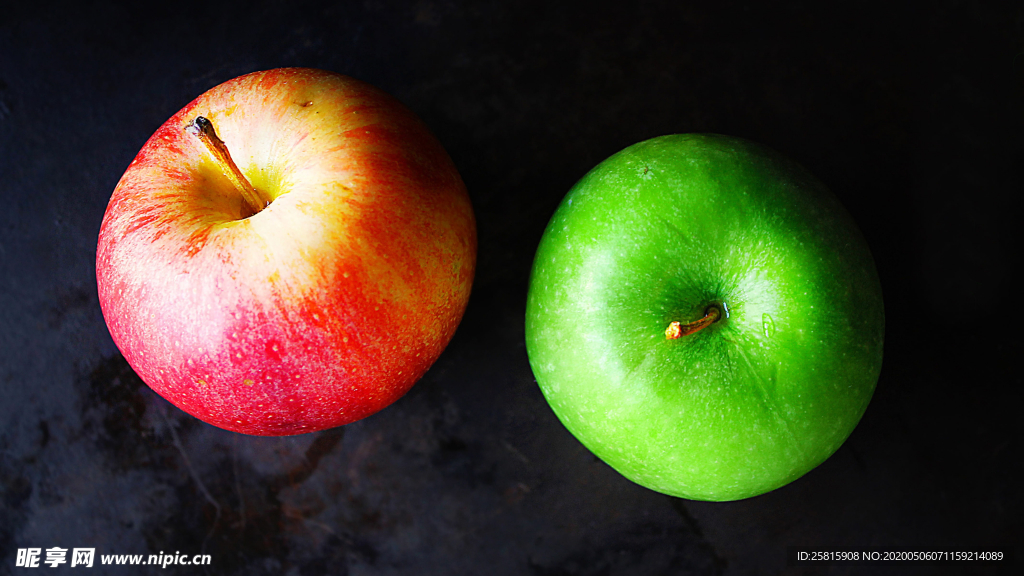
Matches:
[[185, 116, 272, 217], [665, 306, 721, 340]]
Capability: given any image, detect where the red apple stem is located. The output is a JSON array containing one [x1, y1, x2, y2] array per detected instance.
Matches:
[[185, 116, 272, 217], [665, 306, 721, 340]]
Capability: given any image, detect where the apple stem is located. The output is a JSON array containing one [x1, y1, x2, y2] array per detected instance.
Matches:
[[665, 306, 721, 340], [185, 116, 272, 217]]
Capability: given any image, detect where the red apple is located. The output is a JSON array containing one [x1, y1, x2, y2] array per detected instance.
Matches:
[[96, 68, 476, 435]]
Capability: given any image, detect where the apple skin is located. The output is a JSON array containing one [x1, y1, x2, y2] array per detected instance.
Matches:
[[97, 68, 476, 436], [525, 134, 883, 501]]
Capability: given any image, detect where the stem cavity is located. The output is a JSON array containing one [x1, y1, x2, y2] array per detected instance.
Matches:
[[665, 306, 721, 340], [185, 116, 271, 217]]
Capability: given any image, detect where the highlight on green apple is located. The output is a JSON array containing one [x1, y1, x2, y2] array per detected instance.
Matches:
[[525, 134, 884, 501]]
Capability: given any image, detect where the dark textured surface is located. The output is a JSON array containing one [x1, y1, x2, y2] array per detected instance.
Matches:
[[1, 1, 1021, 574]]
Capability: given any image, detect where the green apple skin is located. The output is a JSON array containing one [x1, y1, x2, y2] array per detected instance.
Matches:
[[525, 134, 884, 501]]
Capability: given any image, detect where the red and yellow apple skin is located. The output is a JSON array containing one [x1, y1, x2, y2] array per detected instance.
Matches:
[[97, 68, 476, 436]]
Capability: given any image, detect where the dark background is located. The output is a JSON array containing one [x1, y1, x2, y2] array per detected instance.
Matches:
[[1, 1, 1021, 574]]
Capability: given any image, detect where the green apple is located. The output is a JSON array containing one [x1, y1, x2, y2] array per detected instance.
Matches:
[[525, 134, 883, 501]]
